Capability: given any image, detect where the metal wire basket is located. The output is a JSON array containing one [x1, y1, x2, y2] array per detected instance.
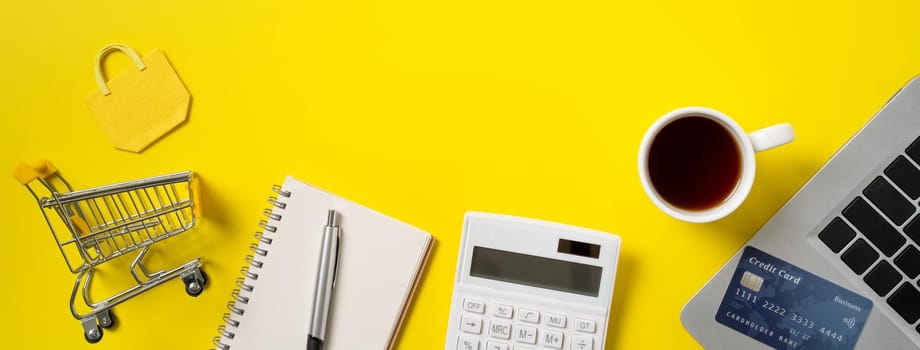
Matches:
[[13, 160, 208, 343]]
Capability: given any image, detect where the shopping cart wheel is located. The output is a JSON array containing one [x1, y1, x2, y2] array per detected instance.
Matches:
[[182, 268, 208, 297], [83, 324, 103, 343], [81, 317, 105, 343], [98, 309, 116, 329]]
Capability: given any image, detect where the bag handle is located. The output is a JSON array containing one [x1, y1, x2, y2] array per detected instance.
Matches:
[[94, 43, 146, 96]]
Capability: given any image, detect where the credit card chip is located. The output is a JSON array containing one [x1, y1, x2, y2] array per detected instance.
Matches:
[[740, 271, 764, 292]]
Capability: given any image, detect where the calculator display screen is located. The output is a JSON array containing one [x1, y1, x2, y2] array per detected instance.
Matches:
[[469, 246, 602, 297]]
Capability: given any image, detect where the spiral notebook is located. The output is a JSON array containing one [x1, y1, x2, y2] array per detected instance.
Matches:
[[214, 176, 433, 349]]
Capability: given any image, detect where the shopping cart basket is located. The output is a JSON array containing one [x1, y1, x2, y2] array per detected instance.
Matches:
[[13, 160, 208, 343]]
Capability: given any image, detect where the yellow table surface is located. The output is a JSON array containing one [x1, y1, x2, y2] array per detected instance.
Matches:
[[2, 1, 919, 349]]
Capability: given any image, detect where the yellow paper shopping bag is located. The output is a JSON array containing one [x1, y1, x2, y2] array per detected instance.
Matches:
[[84, 43, 190, 152]]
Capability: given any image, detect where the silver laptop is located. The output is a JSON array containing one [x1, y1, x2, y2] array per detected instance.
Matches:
[[682, 75, 920, 349]]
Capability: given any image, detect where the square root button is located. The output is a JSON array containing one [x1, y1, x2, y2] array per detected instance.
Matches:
[[518, 308, 540, 323]]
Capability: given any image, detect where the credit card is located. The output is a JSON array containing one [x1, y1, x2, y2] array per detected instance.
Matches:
[[715, 246, 873, 349]]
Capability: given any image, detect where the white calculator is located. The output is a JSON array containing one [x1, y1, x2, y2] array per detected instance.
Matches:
[[445, 212, 621, 350]]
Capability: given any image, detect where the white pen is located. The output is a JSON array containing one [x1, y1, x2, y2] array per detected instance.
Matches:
[[308, 210, 341, 350]]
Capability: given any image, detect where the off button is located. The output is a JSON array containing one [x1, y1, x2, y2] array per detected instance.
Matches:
[[464, 298, 485, 314]]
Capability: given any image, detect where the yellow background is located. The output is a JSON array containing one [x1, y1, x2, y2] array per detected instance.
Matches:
[[2, 1, 919, 349]]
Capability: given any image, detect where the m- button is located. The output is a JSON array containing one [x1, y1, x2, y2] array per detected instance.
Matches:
[[513, 325, 537, 344], [464, 298, 485, 314]]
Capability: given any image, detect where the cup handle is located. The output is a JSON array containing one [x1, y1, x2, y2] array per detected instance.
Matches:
[[748, 123, 794, 152]]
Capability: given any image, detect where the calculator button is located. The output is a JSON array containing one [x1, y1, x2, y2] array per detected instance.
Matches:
[[464, 298, 486, 314], [494, 304, 514, 319], [460, 315, 483, 334], [541, 329, 564, 349], [457, 336, 480, 350], [573, 318, 596, 333], [489, 320, 512, 339], [518, 308, 540, 323], [545, 313, 567, 328], [570, 335, 594, 350], [513, 325, 537, 344], [513, 347, 533, 350], [486, 341, 509, 350]]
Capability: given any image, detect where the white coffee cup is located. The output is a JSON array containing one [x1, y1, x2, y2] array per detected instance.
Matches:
[[638, 107, 794, 223]]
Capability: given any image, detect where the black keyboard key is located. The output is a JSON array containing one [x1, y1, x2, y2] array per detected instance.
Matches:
[[887, 283, 920, 324], [818, 217, 857, 253], [864, 260, 902, 296], [843, 197, 907, 256], [905, 216, 920, 245], [907, 136, 920, 164], [895, 245, 920, 279], [863, 176, 915, 225], [885, 155, 920, 200], [841, 238, 880, 275]]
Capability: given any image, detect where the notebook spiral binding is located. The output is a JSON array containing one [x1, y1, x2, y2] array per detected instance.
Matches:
[[212, 184, 291, 350]]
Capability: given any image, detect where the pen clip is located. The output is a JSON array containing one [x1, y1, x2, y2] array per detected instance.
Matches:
[[332, 231, 341, 288]]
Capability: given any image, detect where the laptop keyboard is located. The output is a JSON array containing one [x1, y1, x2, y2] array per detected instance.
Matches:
[[818, 136, 920, 334]]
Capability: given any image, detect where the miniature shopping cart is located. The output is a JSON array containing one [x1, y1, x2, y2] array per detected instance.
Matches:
[[13, 160, 208, 343]]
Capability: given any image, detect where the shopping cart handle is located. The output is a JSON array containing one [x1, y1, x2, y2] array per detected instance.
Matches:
[[191, 176, 202, 218], [13, 159, 59, 185]]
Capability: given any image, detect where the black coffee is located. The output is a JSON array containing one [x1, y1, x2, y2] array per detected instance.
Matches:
[[647, 116, 742, 211]]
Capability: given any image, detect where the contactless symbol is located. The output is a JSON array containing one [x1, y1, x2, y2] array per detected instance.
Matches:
[[843, 316, 856, 329], [740, 271, 764, 292]]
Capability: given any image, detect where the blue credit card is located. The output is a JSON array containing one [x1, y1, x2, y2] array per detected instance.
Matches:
[[715, 246, 873, 350]]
